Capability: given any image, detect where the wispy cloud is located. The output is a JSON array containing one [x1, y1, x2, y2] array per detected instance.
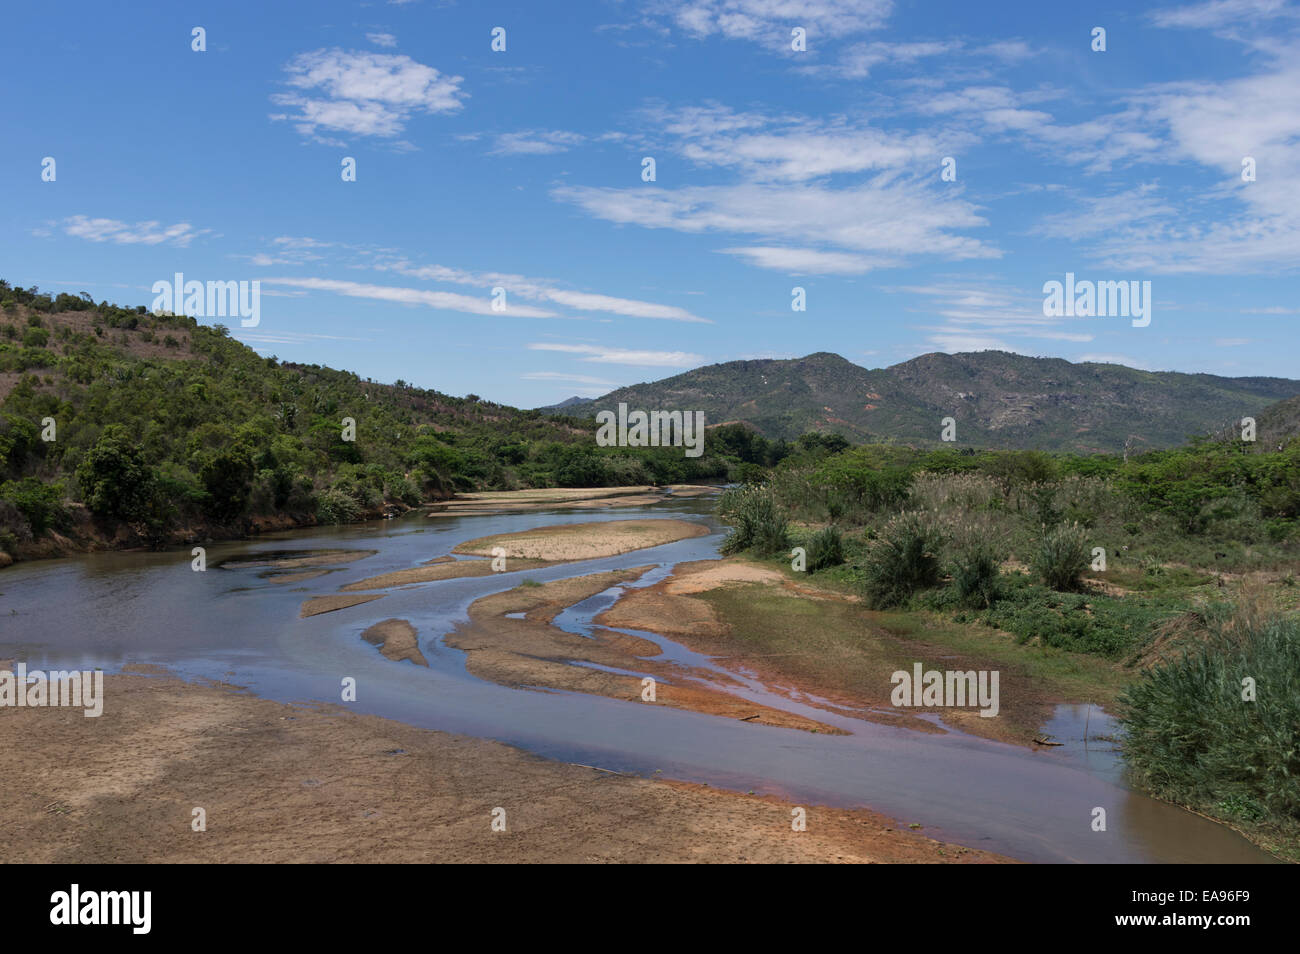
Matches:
[[264, 277, 558, 318], [60, 215, 213, 247], [528, 342, 704, 366], [375, 259, 711, 322]]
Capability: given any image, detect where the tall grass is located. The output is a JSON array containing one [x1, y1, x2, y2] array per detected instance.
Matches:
[[1120, 600, 1300, 829], [718, 484, 790, 557], [805, 524, 845, 572], [862, 512, 945, 608], [1033, 522, 1091, 591]]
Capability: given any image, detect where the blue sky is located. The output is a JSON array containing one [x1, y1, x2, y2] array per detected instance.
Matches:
[[4, 0, 1300, 406]]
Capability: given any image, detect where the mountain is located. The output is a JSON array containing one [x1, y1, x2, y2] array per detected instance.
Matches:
[[545, 351, 1300, 453], [538, 395, 594, 413], [1255, 393, 1300, 450]]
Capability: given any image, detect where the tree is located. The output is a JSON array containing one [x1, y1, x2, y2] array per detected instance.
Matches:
[[76, 427, 153, 522]]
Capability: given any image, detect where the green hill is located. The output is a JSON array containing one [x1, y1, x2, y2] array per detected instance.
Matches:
[[0, 281, 739, 561], [550, 351, 1300, 453]]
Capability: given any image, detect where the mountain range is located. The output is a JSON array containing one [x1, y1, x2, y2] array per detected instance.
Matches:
[[541, 351, 1300, 453]]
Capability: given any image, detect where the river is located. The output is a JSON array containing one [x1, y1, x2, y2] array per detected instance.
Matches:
[[0, 496, 1277, 863]]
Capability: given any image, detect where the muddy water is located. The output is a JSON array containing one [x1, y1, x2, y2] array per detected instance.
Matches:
[[0, 499, 1276, 864]]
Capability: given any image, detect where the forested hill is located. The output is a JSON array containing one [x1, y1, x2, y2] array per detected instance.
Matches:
[[546, 350, 1300, 453], [0, 281, 748, 560]]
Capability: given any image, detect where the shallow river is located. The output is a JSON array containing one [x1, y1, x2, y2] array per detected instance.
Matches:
[[0, 497, 1277, 863]]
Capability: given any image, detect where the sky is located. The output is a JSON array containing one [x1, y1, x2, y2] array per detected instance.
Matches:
[[4, 0, 1300, 407]]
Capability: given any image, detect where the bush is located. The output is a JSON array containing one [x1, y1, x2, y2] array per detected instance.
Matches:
[[1119, 603, 1300, 827], [949, 540, 1002, 608], [1033, 522, 1091, 591], [384, 474, 422, 507], [718, 484, 790, 557], [0, 477, 67, 535], [805, 525, 845, 572], [315, 488, 360, 524], [862, 512, 944, 608]]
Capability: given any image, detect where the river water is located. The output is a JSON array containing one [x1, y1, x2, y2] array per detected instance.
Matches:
[[0, 497, 1277, 863]]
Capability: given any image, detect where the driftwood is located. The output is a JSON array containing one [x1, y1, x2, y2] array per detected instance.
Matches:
[[1033, 737, 1064, 746]]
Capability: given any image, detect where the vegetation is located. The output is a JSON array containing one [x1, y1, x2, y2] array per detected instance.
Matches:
[[0, 281, 779, 556], [1032, 522, 1092, 592], [860, 512, 944, 608], [717, 483, 790, 557], [1120, 599, 1300, 857], [714, 435, 1300, 852]]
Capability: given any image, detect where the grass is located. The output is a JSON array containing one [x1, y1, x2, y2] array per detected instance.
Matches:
[[1119, 599, 1300, 862], [696, 575, 1129, 740]]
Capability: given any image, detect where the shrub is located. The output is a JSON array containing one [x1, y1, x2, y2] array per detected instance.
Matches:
[[718, 484, 790, 557], [0, 477, 67, 536], [805, 525, 845, 572], [315, 487, 360, 524], [1033, 522, 1091, 591], [949, 540, 1002, 609], [384, 474, 422, 507], [862, 512, 944, 608]]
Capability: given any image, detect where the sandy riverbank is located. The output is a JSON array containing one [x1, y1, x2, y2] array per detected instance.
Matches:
[[443, 568, 842, 733], [311, 518, 709, 614], [0, 670, 1007, 863]]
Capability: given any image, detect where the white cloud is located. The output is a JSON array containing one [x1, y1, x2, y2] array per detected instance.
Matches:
[[61, 216, 212, 247], [1033, 184, 1178, 241], [554, 102, 993, 272], [891, 281, 1097, 352], [645, 102, 947, 181], [720, 246, 891, 274], [1150, 0, 1297, 29], [490, 129, 586, 155], [366, 33, 398, 47], [528, 343, 704, 366], [656, 0, 893, 44], [374, 259, 711, 322], [271, 49, 465, 142], [555, 178, 995, 263], [263, 277, 558, 317]]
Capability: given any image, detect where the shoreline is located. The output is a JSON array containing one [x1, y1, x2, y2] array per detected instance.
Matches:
[[0, 670, 1009, 864], [0, 484, 722, 571]]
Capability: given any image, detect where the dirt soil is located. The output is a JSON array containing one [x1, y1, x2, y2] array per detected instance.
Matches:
[[361, 619, 428, 666], [0, 670, 1008, 863]]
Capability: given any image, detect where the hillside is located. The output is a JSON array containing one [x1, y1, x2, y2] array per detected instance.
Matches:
[[0, 281, 739, 561], [1255, 394, 1300, 450], [548, 351, 1300, 453]]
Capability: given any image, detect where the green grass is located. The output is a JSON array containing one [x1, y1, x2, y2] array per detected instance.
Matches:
[[1119, 603, 1300, 861]]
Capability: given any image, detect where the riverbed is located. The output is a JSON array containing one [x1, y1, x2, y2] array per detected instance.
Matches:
[[0, 496, 1276, 863]]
